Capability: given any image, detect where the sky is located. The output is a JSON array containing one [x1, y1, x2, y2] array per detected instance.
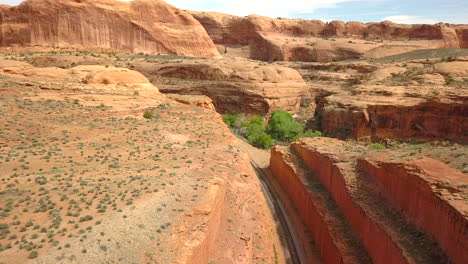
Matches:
[[1, 0, 467, 24]]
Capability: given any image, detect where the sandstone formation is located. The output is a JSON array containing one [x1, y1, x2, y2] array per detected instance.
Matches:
[[29, 55, 112, 69], [359, 157, 468, 264], [192, 11, 467, 62], [166, 94, 216, 111], [131, 59, 312, 115], [270, 137, 455, 264], [317, 88, 468, 141], [249, 35, 365, 62], [192, 12, 467, 48], [270, 146, 370, 264], [0, 0, 220, 58], [286, 57, 468, 141], [0, 59, 159, 95]]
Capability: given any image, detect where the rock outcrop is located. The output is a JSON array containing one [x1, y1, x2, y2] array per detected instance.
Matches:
[[132, 59, 312, 115], [318, 92, 468, 141], [166, 94, 216, 111], [191, 12, 467, 62], [270, 146, 370, 264], [0, 0, 220, 58], [192, 12, 466, 48], [359, 157, 468, 264], [0, 60, 159, 95], [270, 137, 455, 264]]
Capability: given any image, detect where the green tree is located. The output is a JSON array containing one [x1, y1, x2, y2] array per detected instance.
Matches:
[[222, 114, 238, 128], [267, 111, 303, 141], [248, 132, 273, 149]]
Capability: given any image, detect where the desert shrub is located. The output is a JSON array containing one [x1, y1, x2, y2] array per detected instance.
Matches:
[[143, 109, 154, 119], [266, 111, 304, 142], [222, 114, 238, 128], [248, 132, 273, 149], [224, 110, 320, 149], [28, 251, 38, 259], [303, 129, 322, 138], [369, 143, 386, 150], [445, 75, 454, 85], [249, 115, 264, 126]]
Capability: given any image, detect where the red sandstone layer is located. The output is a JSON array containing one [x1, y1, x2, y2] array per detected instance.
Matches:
[[290, 137, 438, 264], [270, 146, 369, 264], [191, 12, 468, 48], [358, 157, 468, 264], [0, 0, 220, 58], [319, 97, 468, 141]]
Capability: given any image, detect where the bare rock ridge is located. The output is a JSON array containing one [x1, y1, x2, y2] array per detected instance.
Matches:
[[191, 11, 468, 48], [0, 59, 159, 95], [191, 11, 468, 62], [0, 0, 220, 58]]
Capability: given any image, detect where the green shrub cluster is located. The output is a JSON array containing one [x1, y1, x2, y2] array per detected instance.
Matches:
[[143, 109, 154, 119], [223, 110, 321, 149], [222, 114, 238, 128], [243, 115, 273, 149]]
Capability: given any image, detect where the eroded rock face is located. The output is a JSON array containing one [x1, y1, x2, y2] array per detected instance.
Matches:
[[191, 12, 466, 62], [193, 12, 465, 47], [359, 157, 468, 264], [0, 0, 220, 58], [0, 57, 285, 264], [132, 59, 312, 115], [190, 12, 325, 45], [319, 94, 468, 141], [270, 137, 463, 264]]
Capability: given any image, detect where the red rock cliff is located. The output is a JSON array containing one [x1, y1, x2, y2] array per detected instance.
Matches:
[[191, 12, 466, 48], [0, 0, 220, 58], [358, 157, 468, 264]]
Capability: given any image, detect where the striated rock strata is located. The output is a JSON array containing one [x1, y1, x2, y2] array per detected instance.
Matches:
[[191, 12, 468, 62], [316, 85, 468, 141], [270, 137, 452, 264], [192, 12, 468, 48], [0, 0, 220, 58], [359, 157, 468, 264]]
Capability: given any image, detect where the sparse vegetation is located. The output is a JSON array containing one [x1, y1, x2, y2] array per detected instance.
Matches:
[[143, 109, 154, 119], [223, 110, 321, 148]]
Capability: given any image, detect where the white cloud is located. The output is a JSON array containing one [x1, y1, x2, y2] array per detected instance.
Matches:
[[164, 0, 364, 17], [382, 15, 437, 24]]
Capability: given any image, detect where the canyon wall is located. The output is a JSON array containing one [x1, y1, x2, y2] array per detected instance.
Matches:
[[270, 137, 464, 264], [270, 146, 369, 264], [191, 12, 467, 48], [318, 98, 468, 141], [0, 0, 220, 58], [358, 157, 468, 264], [290, 139, 411, 264]]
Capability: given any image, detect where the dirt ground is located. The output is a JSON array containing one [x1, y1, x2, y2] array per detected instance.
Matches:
[[0, 71, 285, 263]]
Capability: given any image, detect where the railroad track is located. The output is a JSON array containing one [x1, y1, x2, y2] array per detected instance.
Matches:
[[250, 161, 304, 264]]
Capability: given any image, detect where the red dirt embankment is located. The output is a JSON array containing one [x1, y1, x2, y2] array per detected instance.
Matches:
[[358, 157, 468, 264]]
